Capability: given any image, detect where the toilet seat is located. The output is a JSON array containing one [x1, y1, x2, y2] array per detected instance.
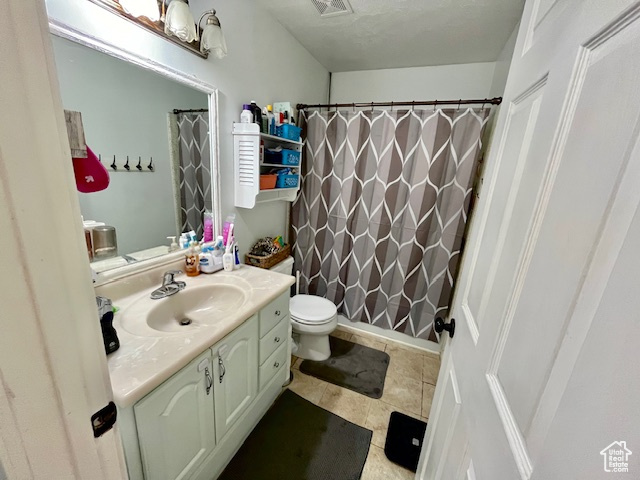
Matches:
[[290, 294, 337, 326]]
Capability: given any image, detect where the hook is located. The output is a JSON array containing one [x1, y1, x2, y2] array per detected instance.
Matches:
[[352, 102, 356, 113], [124, 156, 130, 171], [110, 155, 117, 171], [433, 100, 438, 112], [411, 101, 415, 111], [148, 157, 154, 171], [371, 102, 374, 112], [481, 101, 486, 112], [457, 99, 462, 111], [136, 157, 142, 171], [390, 101, 394, 111], [98, 154, 102, 164]]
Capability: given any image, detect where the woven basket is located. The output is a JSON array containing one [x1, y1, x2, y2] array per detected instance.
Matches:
[[245, 244, 291, 269]]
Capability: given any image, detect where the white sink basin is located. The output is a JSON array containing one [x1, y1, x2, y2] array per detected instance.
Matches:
[[120, 283, 249, 336]]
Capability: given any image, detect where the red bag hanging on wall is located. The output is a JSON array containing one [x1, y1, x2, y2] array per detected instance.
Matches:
[[72, 146, 110, 193]]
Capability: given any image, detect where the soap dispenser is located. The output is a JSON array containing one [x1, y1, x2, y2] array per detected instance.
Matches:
[[167, 236, 178, 252]]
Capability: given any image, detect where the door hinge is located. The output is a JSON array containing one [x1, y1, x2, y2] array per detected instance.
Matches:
[[91, 401, 117, 438]]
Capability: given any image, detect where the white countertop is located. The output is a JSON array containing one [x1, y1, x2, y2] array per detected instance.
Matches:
[[101, 265, 294, 408]]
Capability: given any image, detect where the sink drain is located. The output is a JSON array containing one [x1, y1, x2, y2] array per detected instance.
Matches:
[[179, 318, 192, 326]]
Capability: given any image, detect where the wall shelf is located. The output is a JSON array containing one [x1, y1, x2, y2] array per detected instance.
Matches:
[[233, 122, 302, 208]]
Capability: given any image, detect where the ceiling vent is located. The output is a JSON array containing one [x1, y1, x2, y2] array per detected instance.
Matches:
[[310, 0, 353, 17]]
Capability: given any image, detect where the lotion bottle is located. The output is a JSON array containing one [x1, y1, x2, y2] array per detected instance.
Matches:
[[223, 241, 234, 272]]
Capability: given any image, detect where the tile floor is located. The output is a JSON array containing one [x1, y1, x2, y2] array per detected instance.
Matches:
[[287, 326, 441, 480]]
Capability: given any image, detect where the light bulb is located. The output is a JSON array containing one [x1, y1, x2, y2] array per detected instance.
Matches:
[[164, 0, 197, 42], [201, 23, 228, 58], [119, 0, 160, 21]]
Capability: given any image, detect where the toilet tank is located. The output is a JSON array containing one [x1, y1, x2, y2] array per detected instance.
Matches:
[[269, 256, 294, 275]]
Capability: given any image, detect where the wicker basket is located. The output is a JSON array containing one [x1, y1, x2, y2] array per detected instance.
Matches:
[[245, 244, 291, 269]]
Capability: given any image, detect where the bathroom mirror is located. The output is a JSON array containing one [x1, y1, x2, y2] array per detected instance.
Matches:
[[51, 34, 219, 275]]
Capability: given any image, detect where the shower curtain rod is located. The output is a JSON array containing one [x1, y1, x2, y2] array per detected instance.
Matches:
[[172, 108, 209, 114], [296, 96, 502, 110]]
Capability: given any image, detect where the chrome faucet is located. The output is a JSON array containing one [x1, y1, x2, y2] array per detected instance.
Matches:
[[150, 270, 186, 299]]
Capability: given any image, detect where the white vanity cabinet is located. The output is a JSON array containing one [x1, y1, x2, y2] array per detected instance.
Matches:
[[134, 350, 216, 480], [121, 291, 291, 480], [211, 315, 258, 443]]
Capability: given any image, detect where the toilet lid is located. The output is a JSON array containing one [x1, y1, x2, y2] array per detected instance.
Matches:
[[290, 294, 337, 324]]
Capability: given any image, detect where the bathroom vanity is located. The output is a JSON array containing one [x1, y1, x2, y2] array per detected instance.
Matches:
[[96, 264, 294, 480]]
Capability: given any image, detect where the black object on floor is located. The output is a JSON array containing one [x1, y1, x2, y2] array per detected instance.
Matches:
[[384, 411, 428, 472], [218, 389, 372, 480], [300, 336, 390, 399]]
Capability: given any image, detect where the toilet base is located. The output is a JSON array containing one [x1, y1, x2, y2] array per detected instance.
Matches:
[[294, 333, 331, 361]]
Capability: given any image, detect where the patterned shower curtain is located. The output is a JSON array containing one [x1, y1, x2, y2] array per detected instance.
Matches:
[[291, 108, 489, 341], [168, 111, 212, 238]]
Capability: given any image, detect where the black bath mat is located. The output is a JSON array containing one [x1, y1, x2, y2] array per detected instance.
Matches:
[[218, 390, 372, 480], [300, 336, 390, 398], [384, 411, 428, 472]]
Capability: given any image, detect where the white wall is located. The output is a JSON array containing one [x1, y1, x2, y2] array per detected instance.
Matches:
[[489, 24, 519, 98], [330, 62, 497, 104], [52, 35, 208, 255], [45, 0, 330, 255]]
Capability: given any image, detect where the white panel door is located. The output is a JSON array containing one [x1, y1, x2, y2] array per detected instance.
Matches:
[[134, 350, 216, 480], [419, 0, 640, 478], [213, 315, 259, 442]]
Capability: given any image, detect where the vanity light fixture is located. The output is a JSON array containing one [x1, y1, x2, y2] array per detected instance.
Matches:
[[198, 9, 227, 58], [119, 0, 160, 21], [164, 0, 198, 43]]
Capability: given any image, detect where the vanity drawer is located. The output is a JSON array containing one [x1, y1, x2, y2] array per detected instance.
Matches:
[[259, 292, 290, 337], [259, 317, 289, 365], [259, 342, 287, 391]]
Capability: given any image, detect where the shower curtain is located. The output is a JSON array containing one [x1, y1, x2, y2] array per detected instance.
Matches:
[[168, 111, 212, 238], [292, 108, 489, 341]]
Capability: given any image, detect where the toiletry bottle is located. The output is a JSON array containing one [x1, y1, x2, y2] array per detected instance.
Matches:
[[185, 242, 200, 276], [250, 101, 262, 130], [240, 104, 253, 123], [267, 105, 275, 135], [261, 107, 268, 133], [223, 241, 234, 272], [167, 236, 178, 252], [203, 211, 214, 243]]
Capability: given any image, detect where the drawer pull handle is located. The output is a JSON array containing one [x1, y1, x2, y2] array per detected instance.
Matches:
[[274, 336, 281, 343], [204, 367, 213, 395], [275, 310, 281, 316], [274, 362, 280, 368]]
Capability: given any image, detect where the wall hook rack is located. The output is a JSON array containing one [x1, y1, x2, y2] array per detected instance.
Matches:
[[103, 154, 155, 172]]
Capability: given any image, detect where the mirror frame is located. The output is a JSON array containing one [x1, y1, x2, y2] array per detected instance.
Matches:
[[49, 18, 222, 287]]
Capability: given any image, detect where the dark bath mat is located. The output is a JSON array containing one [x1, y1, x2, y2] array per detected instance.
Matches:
[[384, 411, 428, 472], [218, 389, 372, 480], [300, 336, 390, 399]]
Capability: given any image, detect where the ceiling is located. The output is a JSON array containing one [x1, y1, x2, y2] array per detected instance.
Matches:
[[257, 0, 525, 72]]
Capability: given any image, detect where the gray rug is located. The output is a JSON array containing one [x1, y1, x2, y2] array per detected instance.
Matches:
[[300, 337, 390, 399], [218, 390, 372, 480]]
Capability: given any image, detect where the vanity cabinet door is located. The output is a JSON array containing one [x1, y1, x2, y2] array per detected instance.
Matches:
[[212, 315, 258, 443], [134, 351, 215, 480]]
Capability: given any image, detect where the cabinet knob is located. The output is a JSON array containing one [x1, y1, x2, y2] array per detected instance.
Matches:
[[274, 336, 281, 343], [274, 361, 280, 368], [275, 310, 281, 316]]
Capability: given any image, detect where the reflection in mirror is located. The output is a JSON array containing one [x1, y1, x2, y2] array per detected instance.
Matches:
[[51, 35, 213, 273]]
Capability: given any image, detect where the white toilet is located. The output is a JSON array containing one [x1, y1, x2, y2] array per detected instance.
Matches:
[[269, 257, 338, 361], [289, 294, 338, 361]]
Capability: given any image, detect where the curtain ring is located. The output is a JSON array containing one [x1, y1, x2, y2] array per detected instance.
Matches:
[[391, 101, 394, 111], [371, 102, 374, 112], [481, 101, 486, 112], [353, 102, 356, 113], [411, 101, 415, 111], [457, 99, 462, 110], [433, 100, 438, 112]]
